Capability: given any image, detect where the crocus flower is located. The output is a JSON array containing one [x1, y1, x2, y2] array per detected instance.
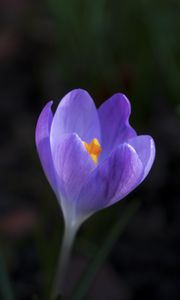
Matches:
[[35, 89, 155, 229]]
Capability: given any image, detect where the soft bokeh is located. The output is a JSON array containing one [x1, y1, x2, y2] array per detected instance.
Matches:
[[0, 1, 180, 300]]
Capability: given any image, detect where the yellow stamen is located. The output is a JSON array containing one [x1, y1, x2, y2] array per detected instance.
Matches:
[[83, 138, 102, 164]]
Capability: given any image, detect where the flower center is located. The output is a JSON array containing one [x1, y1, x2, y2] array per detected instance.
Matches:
[[83, 138, 102, 164]]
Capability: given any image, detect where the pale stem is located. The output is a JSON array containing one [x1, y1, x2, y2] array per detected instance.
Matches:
[[51, 223, 78, 300]]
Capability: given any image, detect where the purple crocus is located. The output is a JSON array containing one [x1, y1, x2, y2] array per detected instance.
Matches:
[[35, 89, 155, 228]]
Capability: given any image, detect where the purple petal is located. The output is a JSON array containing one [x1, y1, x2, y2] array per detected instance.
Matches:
[[98, 93, 136, 160], [76, 143, 143, 215], [35, 101, 57, 192], [128, 135, 156, 182], [50, 89, 101, 159], [52, 133, 96, 215]]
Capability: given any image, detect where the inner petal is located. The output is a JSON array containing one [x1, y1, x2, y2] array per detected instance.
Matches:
[[83, 138, 102, 164]]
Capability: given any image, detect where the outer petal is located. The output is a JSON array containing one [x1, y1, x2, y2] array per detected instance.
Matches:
[[98, 93, 136, 160], [35, 101, 57, 192], [52, 133, 96, 219], [128, 135, 156, 182], [50, 89, 101, 158], [76, 143, 143, 216]]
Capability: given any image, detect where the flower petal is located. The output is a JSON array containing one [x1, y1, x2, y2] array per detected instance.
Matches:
[[128, 135, 156, 182], [52, 133, 96, 219], [76, 143, 143, 216], [50, 89, 101, 159], [35, 101, 57, 192], [98, 93, 136, 160]]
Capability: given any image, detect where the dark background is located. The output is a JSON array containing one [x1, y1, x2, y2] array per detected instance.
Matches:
[[0, 0, 180, 299]]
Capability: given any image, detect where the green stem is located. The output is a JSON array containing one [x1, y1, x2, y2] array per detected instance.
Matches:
[[0, 251, 14, 300], [51, 224, 78, 300]]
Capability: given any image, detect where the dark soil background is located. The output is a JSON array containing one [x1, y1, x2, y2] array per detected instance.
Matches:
[[0, 1, 180, 299]]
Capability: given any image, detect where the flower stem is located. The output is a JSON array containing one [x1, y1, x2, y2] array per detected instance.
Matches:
[[51, 224, 77, 300]]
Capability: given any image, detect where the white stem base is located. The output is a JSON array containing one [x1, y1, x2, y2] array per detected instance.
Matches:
[[51, 224, 78, 300]]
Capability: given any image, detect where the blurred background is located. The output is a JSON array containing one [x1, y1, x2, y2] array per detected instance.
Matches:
[[0, 0, 180, 299]]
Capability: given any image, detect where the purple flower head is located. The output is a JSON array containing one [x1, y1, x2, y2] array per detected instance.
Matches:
[[35, 89, 155, 227]]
